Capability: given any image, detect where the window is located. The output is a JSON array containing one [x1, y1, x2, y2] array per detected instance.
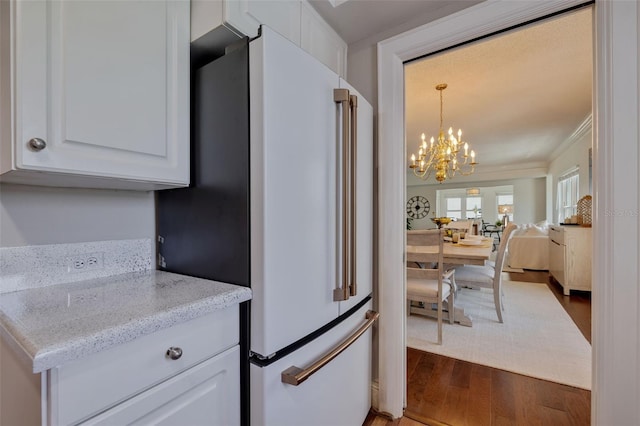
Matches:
[[445, 196, 482, 219], [466, 196, 482, 219], [445, 197, 462, 219], [557, 169, 579, 223], [497, 194, 514, 222]]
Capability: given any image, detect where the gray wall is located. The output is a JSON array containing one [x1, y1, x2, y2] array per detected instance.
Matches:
[[0, 184, 155, 248]]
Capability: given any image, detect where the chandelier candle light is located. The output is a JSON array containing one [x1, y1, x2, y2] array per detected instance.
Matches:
[[409, 83, 478, 183]]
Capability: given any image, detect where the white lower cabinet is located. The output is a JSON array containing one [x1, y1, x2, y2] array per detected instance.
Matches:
[[549, 225, 592, 295], [56, 308, 240, 425], [0, 307, 240, 425], [82, 346, 239, 426]]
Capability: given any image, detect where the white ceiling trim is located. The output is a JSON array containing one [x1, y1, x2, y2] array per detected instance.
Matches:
[[550, 113, 593, 160]]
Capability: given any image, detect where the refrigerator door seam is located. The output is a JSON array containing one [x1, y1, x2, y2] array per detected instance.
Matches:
[[249, 294, 372, 367]]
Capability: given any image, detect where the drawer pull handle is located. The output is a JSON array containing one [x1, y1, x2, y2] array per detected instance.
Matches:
[[166, 347, 183, 360]]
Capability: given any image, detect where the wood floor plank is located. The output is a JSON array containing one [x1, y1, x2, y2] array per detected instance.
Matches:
[[416, 355, 455, 419], [449, 359, 471, 389], [406, 351, 434, 408], [534, 378, 569, 411], [563, 387, 591, 425], [398, 417, 426, 426], [440, 385, 470, 425], [537, 405, 572, 425], [466, 363, 492, 426], [407, 347, 422, 379], [513, 374, 545, 425], [490, 369, 517, 423]]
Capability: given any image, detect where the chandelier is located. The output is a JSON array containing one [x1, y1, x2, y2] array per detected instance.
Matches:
[[409, 83, 477, 183]]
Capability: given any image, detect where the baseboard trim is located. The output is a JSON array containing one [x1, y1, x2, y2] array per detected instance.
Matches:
[[370, 379, 379, 411]]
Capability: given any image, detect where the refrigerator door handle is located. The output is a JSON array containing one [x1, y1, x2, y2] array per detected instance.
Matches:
[[334, 88, 351, 302], [349, 94, 358, 297], [281, 310, 379, 386]]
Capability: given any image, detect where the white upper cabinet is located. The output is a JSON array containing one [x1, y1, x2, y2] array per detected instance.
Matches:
[[300, 2, 347, 79], [0, 0, 190, 190], [191, 0, 347, 77], [226, 0, 302, 44]]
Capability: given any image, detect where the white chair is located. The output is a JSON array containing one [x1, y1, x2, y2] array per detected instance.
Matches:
[[443, 219, 475, 235], [452, 223, 517, 323], [406, 229, 455, 344]]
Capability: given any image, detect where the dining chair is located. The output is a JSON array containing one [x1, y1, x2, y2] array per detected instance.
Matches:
[[406, 229, 455, 344], [452, 223, 517, 323]]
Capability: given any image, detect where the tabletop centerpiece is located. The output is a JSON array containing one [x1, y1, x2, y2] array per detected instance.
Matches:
[[431, 217, 452, 229]]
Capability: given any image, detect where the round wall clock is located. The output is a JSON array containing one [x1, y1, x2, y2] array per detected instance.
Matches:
[[406, 195, 430, 219]]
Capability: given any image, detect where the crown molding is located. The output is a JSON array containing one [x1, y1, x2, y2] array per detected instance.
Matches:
[[550, 113, 592, 160]]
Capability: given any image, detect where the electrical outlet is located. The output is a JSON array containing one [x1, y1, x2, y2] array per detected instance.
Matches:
[[67, 252, 104, 273]]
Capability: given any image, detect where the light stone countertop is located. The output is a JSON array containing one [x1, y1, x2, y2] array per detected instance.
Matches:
[[0, 270, 252, 373]]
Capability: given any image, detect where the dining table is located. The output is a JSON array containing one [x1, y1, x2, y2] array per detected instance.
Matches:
[[406, 236, 494, 327], [406, 237, 493, 266]]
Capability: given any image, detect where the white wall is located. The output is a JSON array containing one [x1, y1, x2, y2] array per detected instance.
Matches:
[[547, 127, 592, 223], [0, 183, 155, 248]]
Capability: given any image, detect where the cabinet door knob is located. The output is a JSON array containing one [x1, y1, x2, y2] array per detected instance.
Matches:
[[28, 138, 47, 151], [166, 346, 183, 360]]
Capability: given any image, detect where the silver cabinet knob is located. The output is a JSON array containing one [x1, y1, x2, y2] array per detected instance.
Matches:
[[166, 346, 183, 360], [28, 138, 47, 151]]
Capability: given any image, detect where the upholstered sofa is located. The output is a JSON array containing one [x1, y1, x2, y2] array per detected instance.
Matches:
[[506, 222, 550, 270]]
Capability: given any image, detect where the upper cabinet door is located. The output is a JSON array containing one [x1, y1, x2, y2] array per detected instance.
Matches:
[[300, 2, 347, 78], [4, 0, 189, 189], [225, 0, 301, 44]]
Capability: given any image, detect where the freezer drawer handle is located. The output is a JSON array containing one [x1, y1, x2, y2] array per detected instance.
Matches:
[[281, 310, 379, 386]]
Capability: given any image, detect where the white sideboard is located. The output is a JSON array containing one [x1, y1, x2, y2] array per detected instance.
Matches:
[[549, 225, 592, 295]]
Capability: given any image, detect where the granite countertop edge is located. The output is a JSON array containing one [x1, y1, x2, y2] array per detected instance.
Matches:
[[0, 271, 252, 373]]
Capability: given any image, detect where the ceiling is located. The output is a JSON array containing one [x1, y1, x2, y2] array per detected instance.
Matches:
[[309, 2, 593, 181], [308, 0, 480, 45]]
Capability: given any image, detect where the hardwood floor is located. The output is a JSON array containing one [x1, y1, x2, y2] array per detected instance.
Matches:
[[364, 270, 592, 426]]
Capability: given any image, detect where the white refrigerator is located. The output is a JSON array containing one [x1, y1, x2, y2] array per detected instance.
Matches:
[[157, 26, 376, 425]]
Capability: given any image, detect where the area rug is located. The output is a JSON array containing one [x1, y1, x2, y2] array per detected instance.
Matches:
[[407, 281, 592, 390]]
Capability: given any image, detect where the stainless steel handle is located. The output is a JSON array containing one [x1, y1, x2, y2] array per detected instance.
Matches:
[[334, 88, 351, 302], [28, 138, 46, 151], [166, 347, 183, 360], [349, 94, 358, 297], [281, 310, 379, 386]]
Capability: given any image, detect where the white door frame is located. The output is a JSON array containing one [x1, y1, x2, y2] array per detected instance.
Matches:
[[376, 0, 640, 424]]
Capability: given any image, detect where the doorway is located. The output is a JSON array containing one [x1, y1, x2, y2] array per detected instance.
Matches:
[[378, 1, 640, 423], [402, 11, 593, 414]]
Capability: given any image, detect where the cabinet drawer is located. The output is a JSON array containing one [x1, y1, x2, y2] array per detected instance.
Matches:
[[549, 226, 565, 245], [50, 306, 238, 425], [82, 346, 240, 426]]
